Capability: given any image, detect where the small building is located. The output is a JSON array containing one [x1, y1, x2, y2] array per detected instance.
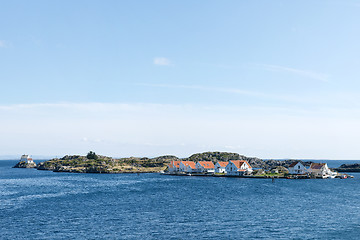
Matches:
[[308, 163, 333, 178], [214, 161, 228, 173], [225, 160, 253, 176], [20, 154, 34, 164], [288, 161, 306, 174], [196, 161, 215, 173], [168, 160, 181, 173], [179, 161, 197, 173]]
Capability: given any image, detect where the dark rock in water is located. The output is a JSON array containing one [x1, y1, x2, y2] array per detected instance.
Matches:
[[334, 163, 360, 172], [13, 161, 37, 168]]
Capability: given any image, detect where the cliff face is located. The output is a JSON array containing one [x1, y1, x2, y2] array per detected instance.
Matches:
[[13, 161, 37, 168]]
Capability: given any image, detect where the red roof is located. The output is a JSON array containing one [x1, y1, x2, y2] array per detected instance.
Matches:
[[216, 161, 228, 167], [198, 161, 214, 169], [230, 160, 252, 169], [181, 161, 196, 169]]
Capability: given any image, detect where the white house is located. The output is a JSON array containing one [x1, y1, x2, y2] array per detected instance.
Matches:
[[225, 160, 253, 176], [20, 154, 34, 163], [168, 161, 181, 173], [179, 161, 197, 173], [196, 161, 215, 173], [214, 161, 228, 173], [288, 161, 306, 174], [308, 163, 334, 178]]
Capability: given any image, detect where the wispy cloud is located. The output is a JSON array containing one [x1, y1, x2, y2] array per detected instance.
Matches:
[[1, 102, 360, 159], [153, 57, 172, 66], [0, 40, 7, 48], [139, 83, 266, 97], [261, 64, 329, 82], [137, 83, 307, 103]]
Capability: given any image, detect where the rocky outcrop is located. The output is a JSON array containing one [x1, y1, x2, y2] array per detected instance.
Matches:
[[185, 152, 264, 167], [13, 161, 37, 168], [334, 163, 360, 172], [36, 154, 173, 173]]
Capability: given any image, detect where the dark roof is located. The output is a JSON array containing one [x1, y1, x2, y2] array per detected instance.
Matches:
[[289, 161, 300, 167], [310, 163, 326, 169]]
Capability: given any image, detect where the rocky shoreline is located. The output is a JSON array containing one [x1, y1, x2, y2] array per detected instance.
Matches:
[[32, 152, 174, 173], [13, 161, 37, 168], [12, 151, 357, 174], [334, 163, 360, 172]]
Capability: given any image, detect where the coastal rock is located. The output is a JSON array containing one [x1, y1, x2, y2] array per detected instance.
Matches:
[[36, 152, 172, 173], [334, 163, 360, 172], [13, 161, 37, 168]]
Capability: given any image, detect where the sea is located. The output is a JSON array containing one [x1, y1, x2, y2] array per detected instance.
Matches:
[[1, 159, 360, 240]]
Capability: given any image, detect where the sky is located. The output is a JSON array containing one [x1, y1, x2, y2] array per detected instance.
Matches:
[[1, 0, 360, 159]]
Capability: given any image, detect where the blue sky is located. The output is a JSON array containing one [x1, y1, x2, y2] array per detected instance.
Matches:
[[1, 1, 360, 159]]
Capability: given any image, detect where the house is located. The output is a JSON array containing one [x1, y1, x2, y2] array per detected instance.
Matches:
[[196, 161, 215, 173], [225, 160, 253, 176], [168, 160, 181, 173], [214, 161, 228, 173], [308, 163, 333, 178], [288, 161, 306, 174], [20, 154, 34, 164], [179, 161, 197, 173]]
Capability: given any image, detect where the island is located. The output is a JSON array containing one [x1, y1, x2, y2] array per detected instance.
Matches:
[[14, 151, 351, 179], [13, 154, 37, 168], [334, 163, 360, 172], [34, 151, 311, 175], [36, 151, 178, 173]]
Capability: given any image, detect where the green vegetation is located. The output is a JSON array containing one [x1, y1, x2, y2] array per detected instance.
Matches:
[[37, 153, 178, 173], [86, 151, 98, 160]]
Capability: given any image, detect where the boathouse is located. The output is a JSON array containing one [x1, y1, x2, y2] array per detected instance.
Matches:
[[308, 163, 333, 178], [179, 161, 197, 173], [196, 161, 215, 173], [225, 160, 253, 176], [214, 161, 228, 173]]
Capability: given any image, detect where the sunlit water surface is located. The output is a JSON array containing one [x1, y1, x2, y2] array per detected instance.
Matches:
[[1, 160, 360, 239]]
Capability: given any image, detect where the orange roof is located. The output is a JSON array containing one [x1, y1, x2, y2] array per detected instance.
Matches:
[[198, 161, 214, 169], [231, 160, 252, 169], [181, 161, 196, 169], [170, 161, 180, 168], [216, 161, 228, 167]]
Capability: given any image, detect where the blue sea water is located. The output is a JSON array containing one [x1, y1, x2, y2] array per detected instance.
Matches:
[[1, 160, 360, 240]]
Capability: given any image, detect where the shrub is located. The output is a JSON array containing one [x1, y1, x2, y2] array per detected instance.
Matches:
[[87, 151, 98, 160]]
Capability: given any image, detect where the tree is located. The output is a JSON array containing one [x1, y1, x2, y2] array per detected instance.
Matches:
[[87, 151, 98, 160]]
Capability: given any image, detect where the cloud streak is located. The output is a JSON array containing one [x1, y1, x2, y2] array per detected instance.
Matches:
[[137, 83, 311, 103], [153, 57, 172, 66], [0, 40, 7, 48], [1, 102, 360, 159], [261, 64, 329, 82]]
